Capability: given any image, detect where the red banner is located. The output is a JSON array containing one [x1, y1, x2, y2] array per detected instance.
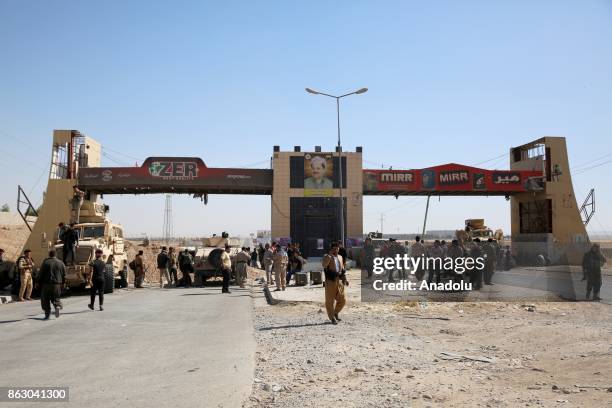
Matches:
[[79, 157, 273, 194], [363, 164, 543, 195]]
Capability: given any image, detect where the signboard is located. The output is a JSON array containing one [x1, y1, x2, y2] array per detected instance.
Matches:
[[304, 153, 334, 197], [439, 170, 469, 186], [78, 157, 273, 195], [492, 171, 521, 185], [362, 164, 543, 195]]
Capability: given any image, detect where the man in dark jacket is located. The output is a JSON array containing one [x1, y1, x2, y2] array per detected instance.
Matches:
[[582, 244, 606, 301], [88, 249, 107, 311], [157, 247, 171, 288], [38, 250, 66, 320], [178, 249, 193, 287], [62, 223, 79, 266]]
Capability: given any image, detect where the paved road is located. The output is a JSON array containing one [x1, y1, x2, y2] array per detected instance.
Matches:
[[493, 266, 612, 304], [0, 286, 255, 407]]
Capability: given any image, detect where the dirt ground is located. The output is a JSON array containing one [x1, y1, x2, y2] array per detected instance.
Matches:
[[245, 297, 612, 407], [0, 222, 30, 262]]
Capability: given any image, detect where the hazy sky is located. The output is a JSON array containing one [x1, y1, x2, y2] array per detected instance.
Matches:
[[1, 1, 611, 238]]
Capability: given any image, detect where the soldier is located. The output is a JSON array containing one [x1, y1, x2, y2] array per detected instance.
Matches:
[[447, 239, 464, 278], [17, 249, 34, 301], [411, 236, 426, 280], [38, 249, 65, 320], [250, 247, 259, 268], [220, 244, 232, 294], [88, 249, 106, 311], [156, 247, 171, 288], [338, 241, 348, 270], [134, 250, 145, 288], [235, 247, 250, 288], [469, 239, 484, 290], [582, 243, 606, 301], [427, 240, 443, 284], [178, 249, 193, 287], [322, 243, 347, 325], [440, 240, 448, 258], [62, 222, 79, 266], [70, 185, 85, 224], [257, 244, 265, 270], [56, 222, 67, 243], [482, 238, 497, 285], [272, 245, 288, 291], [168, 247, 178, 286], [263, 243, 275, 285], [361, 237, 375, 279]]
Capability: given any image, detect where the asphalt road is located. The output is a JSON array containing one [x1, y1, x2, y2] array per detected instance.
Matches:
[[493, 266, 612, 304], [0, 285, 255, 407]]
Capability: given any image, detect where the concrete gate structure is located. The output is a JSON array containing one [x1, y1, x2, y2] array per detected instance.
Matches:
[[21, 130, 590, 265]]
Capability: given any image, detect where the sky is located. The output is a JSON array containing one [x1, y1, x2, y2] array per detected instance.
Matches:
[[1, 0, 611, 238]]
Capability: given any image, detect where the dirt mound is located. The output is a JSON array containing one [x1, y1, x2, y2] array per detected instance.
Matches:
[[0, 222, 30, 262]]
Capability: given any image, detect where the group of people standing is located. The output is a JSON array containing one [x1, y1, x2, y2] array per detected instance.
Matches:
[[151, 246, 195, 289], [261, 242, 306, 291], [361, 236, 514, 290]]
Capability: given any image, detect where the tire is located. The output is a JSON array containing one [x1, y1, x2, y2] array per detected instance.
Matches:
[[116, 270, 128, 288], [104, 264, 115, 294]]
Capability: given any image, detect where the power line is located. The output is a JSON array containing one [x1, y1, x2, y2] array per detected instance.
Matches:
[[101, 151, 129, 166], [571, 151, 612, 171], [471, 152, 507, 166], [102, 145, 142, 162], [573, 158, 612, 175]]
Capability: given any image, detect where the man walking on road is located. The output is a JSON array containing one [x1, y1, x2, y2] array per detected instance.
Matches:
[[17, 249, 34, 301], [220, 244, 232, 294], [88, 249, 106, 311], [38, 250, 65, 319], [322, 243, 347, 325], [582, 243, 606, 301], [157, 247, 171, 288]]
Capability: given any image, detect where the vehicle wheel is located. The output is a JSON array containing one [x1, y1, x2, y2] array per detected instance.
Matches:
[[120, 270, 128, 288], [104, 265, 115, 294]]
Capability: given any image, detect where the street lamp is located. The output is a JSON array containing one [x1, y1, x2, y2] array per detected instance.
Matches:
[[305, 87, 368, 247]]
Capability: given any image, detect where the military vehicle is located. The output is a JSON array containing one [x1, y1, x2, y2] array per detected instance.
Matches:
[[456, 219, 503, 244], [193, 233, 242, 283], [54, 219, 128, 293]]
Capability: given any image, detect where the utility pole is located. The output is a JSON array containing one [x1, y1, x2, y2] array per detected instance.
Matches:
[[380, 213, 384, 234], [421, 195, 431, 239], [306, 87, 368, 246], [163, 194, 173, 245]]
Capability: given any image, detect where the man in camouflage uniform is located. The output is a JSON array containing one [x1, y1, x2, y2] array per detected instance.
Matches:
[[582, 243, 606, 301], [482, 238, 498, 285], [272, 245, 288, 291], [235, 247, 250, 288], [361, 238, 375, 279], [263, 243, 275, 285], [18, 249, 34, 301], [411, 236, 426, 281]]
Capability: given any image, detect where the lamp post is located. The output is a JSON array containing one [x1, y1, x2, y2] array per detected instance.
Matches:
[[305, 87, 368, 247]]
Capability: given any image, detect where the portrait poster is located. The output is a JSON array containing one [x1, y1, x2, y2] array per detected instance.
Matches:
[[304, 153, 334, 196]]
